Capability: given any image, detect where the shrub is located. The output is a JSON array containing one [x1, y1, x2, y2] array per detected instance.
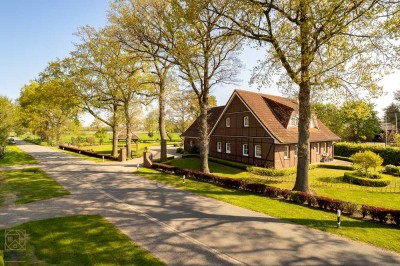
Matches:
[[264, 186, 281, 198], [247, 166, 296, 176], [176, 147, 184, 153], [317, 164, 354, 170], [343, 172, 390, 187], [280, 189, 292, 200], [86, 136, 96, 146], [241, 183, 267, 194], [215, 176, 243, 189], [350, 151, 383, 177], [335, 142, 400, 166], [384, 164, 399, 174], [391, 210, 400, 226], [209, 157, 248, 170], [334, 156, 353, 162]]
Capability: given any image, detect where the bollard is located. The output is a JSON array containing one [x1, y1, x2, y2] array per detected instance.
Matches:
[[102, 156, 104, 162], [182, 175, 186, 184], [137, 163, 140, 170], [337, 209, 341, 228]]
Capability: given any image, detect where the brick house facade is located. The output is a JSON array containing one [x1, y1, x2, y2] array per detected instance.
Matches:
[[182, 90, 340, 169]]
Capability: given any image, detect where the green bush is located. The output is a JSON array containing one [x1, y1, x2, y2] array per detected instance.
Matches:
[[247, 164, 318, 177], [350, 151, 383, 177], [317, 164, 354, 170], [335, 142, 400, 165], [0, 250, 3, 266], [384, 164, 399, 174], [343, 172, 390, 187], [208, 157, 249, 170], [334, 155, 353, 162]]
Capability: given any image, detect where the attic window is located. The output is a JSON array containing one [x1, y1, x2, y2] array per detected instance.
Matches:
[[288, 113, 299, 127], [288, 112, 317, 128], [226, 117, 231, 127], [243, 116, 249, 127]]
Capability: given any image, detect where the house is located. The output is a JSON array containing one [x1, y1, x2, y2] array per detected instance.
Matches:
[[181, 89, 340, 169]]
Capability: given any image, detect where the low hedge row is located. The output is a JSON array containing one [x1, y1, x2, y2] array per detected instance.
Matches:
[[335, 142, 400, 166], [361, 205, 400, 225], [247, 164, 319, 177], [343, 172, 390, 187], [151, 163, 398, 225], [209, 157, 249, 170], [59, 145, 118, 161], [334, 156, 353, 162], [316, 164, 354, 170]]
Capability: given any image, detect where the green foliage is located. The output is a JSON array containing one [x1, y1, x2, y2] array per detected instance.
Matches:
[[384, 164, 399, 174], [95, 128, 107, 144], [247, 164, 319, 177], [208, 157, 249, 170], [0, 250, 3, 266], [350, 151, 383, 176], [335, 142, 400, 166], [0, 215, 164, 265], [343, 172, 390, 187], [316, 164, 354, 171], [0, 96, 15, 156]]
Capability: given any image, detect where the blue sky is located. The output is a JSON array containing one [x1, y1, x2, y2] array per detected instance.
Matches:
[[0, 0, 398, 123]]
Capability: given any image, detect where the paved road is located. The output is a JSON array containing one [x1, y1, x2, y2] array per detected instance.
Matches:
[[1, 141, 400, 265]]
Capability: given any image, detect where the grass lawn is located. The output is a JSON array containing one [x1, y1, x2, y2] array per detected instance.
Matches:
[[0, 145, 37, 166], [0, 168, 70, 207], [136, 167, 400, 254], [166, 158, 400, 209], [0, 215, 164, 265]]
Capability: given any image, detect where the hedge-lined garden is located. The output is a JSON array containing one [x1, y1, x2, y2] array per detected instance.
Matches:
[[335, 142, 400, 165], [151, 162, 400, 226]]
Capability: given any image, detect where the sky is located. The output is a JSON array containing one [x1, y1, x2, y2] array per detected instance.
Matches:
[[0, 0, 399, 125]]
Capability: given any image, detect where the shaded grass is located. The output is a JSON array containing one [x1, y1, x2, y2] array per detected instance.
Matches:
[[0, 145, 37, 166], [0, 168, 69, 207], [167, 158, 400, 209], [0, 215, 165, 265], [136, 167, 400, 253]]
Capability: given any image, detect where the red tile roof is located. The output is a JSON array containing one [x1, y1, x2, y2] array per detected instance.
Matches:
[[181, 106, 225, 138], [234, 89, 340, 143]]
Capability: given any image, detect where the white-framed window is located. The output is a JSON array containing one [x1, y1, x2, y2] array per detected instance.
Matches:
[[226, 117, 231, 127], [226, 143, 231, 153], [294, 145, 298, 157], [255, 145, 261, 158], [243, 116, 249, 127], [323, 142, 327, 154], [217, 142, 222, 152], [284, 145, 290, 159], [242, 144, 249, 156], [189, 140, 193, 147], [316, 143, 320, 155], [288, 112, 299, 127]]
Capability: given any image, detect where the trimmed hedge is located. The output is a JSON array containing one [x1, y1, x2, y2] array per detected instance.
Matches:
[[335, 142, 400, 166], [209, 157, 249, 170], [343, 172, 390, 187], [150, 163, 396, 225], [316, 164, 354, 170], [247, 164, 319, 177], [59, 145, 118, 161], [334, 156, 353, 162], [361, 205, 400, 226]]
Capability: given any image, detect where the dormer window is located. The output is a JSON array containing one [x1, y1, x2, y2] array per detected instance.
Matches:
[[243, 116, 249, 127], [226, 117, 231, 127], [288, 112, 299, 127]]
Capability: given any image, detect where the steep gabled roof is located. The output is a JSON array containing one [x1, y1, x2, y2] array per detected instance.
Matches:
[[181, 106, 225, 138], [233, 89, 340, 143]]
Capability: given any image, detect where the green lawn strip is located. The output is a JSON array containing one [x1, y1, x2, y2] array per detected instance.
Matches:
[[0, 145, 37, 166], [167, 158, 400, 209], [0, 215, 165, 265], [0, 168, 69, 207], [136, 167, 400, 253]]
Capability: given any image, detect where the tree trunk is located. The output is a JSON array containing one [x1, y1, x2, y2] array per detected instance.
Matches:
[[158, 81, 167, 162], [293, 0, 311, 192], [111, 126, 119, 157], [126, 126, 131, 160], [199, 93, 210, 173]]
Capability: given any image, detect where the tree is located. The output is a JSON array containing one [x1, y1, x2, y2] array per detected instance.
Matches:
[[350, 150, 383, 177], [167, 89, 217, 134], [71, 26, 149, 158], [110, 1, 175, 162], [18, 64, 81, 145], [341, 100, 380, 142], [219, 0, 398, 192], [383, 103, 400, 129], [0, 96, 15, 157], [131, 0, 242, 173], [312, 103, 344, 137]]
